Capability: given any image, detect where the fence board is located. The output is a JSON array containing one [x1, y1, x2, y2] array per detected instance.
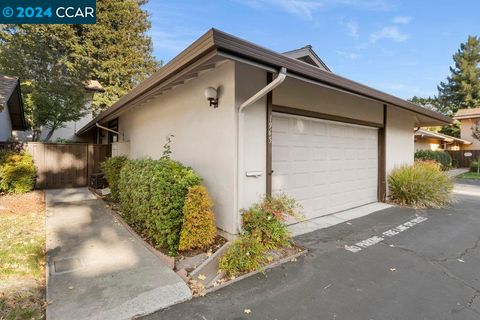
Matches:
[[447, 150, 480, 168], [25, 142, 111, 189]]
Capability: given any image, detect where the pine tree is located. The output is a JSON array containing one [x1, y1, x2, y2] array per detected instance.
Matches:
[[73, 0, 159, 114], [438, 36, 480, 113]]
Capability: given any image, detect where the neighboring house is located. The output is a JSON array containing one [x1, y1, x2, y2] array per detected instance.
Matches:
[[414, 129, 471, 151], [14, 80, 104, 142], [76, 29, 452, 235], [0, 75, 27, 141], [453, 108, 480, 150]]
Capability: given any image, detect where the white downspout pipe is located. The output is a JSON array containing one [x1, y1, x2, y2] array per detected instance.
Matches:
[[235, 67, 287, 233]]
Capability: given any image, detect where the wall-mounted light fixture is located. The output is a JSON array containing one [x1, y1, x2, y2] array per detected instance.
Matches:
[[204, 86, 218, 108]]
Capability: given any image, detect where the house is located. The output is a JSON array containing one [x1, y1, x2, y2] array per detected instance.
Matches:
[[77, 29, 452, 235], [14, 80, 104, 142], [453, 108, 480, 150], [414, 129, 471, 151], [0, 75, 27, 141]]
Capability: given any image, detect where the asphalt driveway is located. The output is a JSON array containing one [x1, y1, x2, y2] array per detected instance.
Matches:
[[144, 180, 480, 320]]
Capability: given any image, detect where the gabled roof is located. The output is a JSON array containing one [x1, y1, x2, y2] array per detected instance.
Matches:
[[0, 75, 26, 131], [454, 107, 480, 120], [282, 45, 331, 72], [77, 28, 452, 135], [414, 129, 472, 145]]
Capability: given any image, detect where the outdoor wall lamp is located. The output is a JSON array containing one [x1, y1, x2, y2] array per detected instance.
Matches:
[[204, 86, 218, 108]]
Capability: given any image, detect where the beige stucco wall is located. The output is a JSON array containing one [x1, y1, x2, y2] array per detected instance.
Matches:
[[414, 137, 441, 151], [386, 107, 415, 173], [273, 77, 384, 125], [118, 60, 237, 233], [459, 118, 480, 150], [0, 105, 12, 141]]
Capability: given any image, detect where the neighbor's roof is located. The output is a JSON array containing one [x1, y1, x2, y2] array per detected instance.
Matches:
[[77, 28, 452, 135], [415, 129, 472, 145], [282, 45, 331, 72], [454, 107, 480, 120], [84, 80, 105, 92], [0, 75, 26, 131]]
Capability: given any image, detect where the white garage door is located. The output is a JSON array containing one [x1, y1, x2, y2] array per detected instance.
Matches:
[[272, 112, 378, 220]]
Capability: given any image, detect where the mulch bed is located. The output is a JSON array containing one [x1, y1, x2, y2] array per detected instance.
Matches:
[[0, 190, 45, 215]]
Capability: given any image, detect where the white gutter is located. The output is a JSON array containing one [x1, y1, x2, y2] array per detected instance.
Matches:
[[239, 67, 287, 112], [235, 67, 287, 233]]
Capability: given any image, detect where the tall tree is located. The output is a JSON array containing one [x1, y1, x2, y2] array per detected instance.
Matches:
[[74, 0, 159, 114], [438, 36, 480, 113], [0, 25, 88, 141]]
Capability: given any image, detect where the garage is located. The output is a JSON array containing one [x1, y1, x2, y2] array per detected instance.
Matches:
[[271, 112, 379, 220]]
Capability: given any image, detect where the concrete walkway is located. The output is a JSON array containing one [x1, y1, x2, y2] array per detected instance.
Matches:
[[45, 188, 191, 320], [448, 168, 469, 178]]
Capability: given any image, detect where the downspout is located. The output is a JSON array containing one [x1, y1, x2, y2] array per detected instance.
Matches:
[[236, 67, 287, 233]]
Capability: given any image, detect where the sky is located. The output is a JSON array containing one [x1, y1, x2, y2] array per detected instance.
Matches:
[[144, 0, 479, 99]]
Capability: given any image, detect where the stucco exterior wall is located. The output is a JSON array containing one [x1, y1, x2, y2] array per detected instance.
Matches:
[[272, 77, 384, 125], [119, 61, 237, 233], [235, 62, 267, 230], [386, 107, 415, 173], [0, 104, 12, 141], [414, 137, 441, 151], [459, 118, 480, 150]]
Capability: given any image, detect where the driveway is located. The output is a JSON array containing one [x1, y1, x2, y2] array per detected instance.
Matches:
[[45, 188, 191, 320], [145, 180, 480, 320]]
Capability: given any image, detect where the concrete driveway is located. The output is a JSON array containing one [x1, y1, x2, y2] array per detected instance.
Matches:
[[145, 180, 480, 320], [45, 188, 191, 320]]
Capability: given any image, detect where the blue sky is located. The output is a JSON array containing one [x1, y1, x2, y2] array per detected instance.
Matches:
[[144, 0, 479, 99]]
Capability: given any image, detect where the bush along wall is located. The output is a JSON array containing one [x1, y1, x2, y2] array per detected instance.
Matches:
[[0, 150, 36, 194], [414, 150, 452, 170], [117, 158, 201, 255], [101, 156, 128, 200]]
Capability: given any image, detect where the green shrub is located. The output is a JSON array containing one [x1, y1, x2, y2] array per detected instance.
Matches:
[[0, 150, 36, 194], [179, 185, 217, 251], [414, 150, 452, 170], [470, 161, 479, 173], [219, 236, 267, 276], [388, 161, 454, 208], [101, 156, 128, 200], [118, 158, 201, 255]]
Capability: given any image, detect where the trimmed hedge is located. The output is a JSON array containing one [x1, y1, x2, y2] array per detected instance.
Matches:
[[118, 158, 201, 255], [0, 150, 36, 194], [414, 150, 452, 170], [388, 161, 453, 208], [101, 156, 127, 200], [178, 185, 216, 251], [470, 161, 479, 173]]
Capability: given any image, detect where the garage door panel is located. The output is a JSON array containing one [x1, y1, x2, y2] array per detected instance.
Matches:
[[272, 112, 378, 220]]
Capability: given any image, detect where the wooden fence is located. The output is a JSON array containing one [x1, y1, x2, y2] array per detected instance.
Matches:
[[25, 142, 111, 189], [447, 150, 480, 168]]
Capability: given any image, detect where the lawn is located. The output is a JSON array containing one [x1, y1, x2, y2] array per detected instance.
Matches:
[[457, 171, 480, 180], [0, 191, 45, 320]]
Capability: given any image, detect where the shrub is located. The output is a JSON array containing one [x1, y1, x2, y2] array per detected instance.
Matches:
[[242, 194, 301, 250], [470, 161, 479, 173], [219, 236, 267, 276], [388, 161, 454, 208], [414, 150, 452, 170], [178, 185, 216, 251], [101, 156, 127, 200], [0, 150, 36, 194], [118, 158, 201, 255]]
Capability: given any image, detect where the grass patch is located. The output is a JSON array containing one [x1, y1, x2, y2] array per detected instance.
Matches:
[[0, 191, 45, 320], [457, 171, 480, 180]]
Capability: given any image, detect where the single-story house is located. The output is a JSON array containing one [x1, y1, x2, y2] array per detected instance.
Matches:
[[77, 29, 452, 235], [414, 129, 471, 151], [453, 108, 480, 150], [0, 75, 27, 141]]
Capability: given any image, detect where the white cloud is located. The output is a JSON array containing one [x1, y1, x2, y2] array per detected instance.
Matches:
[[393, 16, 412, 24], [336, 50, 358, 59], [369, 26, 409, 43], [346, 20, 359, 39], [236, 0, 393, 19]]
